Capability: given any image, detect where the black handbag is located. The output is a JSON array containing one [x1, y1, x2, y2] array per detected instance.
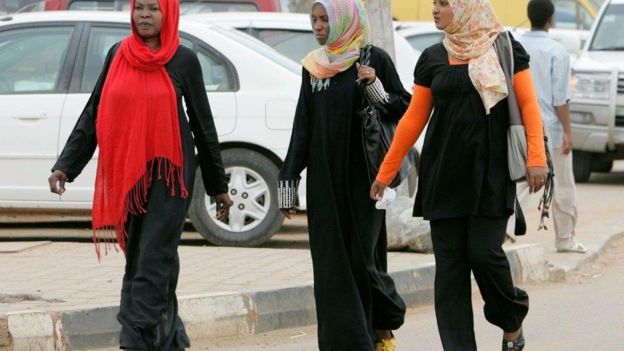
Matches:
[[356, 45, 412, 188]]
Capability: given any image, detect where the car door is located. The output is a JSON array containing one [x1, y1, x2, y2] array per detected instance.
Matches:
[[0, 24, 79, 203], [187, 39, 237, 136], [58, 24, 128, 203]]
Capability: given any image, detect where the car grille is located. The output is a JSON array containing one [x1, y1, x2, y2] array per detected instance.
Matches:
[[619, 75, 624, 95]]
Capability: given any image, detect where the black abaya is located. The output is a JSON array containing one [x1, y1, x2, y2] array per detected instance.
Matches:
[[279, 46, 410, 351]]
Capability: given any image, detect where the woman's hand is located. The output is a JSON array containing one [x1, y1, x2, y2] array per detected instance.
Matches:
[[356, 63, 376, 85], [526, 166, 548, 194], [214, 193, 233, 221], [281, 209, 292, 219], [48, 170, 68, 195], [370, 180, 387, 201]]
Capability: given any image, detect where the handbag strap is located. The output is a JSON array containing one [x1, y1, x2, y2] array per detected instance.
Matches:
[[358, 45, 374, 107], [494, 31, 523, 126]]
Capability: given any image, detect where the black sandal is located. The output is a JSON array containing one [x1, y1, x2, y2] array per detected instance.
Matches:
[[502, 330, 525, 351]]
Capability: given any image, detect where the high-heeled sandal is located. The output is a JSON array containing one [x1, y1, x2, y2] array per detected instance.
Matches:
[[375, 330, 396, 351], [502, 330, 525, 351], [374, 337, 396, 351]]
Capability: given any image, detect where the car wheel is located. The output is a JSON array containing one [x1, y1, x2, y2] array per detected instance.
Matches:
[[188, 148, 284, 247], [572, 150, 592, 183], [591, 159, 613, 173]]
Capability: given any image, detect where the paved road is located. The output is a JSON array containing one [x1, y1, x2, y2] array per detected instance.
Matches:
[[176, 237, 624, 351]]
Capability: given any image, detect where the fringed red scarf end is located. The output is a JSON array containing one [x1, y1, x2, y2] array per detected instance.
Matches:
[[92, 158, 187, 260]]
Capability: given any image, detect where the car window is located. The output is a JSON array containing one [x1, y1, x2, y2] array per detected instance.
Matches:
[[579, 4, 594, 30], [81, 26, 128, 92], [253, 29, 317, 62], [554, 0, 579, 29], [0, 26, 73, 94], [180, 1, 258, 15], [405, 32, 444, 53], [196, 47, 232, 92], [68, 0, 130, 10], [214, 26, 300, 75], [590, 4, 624, 50]]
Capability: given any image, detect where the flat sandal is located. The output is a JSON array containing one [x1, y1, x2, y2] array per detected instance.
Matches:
[[502, 330, 525, 351]]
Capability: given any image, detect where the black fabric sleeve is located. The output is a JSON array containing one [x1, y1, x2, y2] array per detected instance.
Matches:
[[177, 47, 228, 196], [413, 47, 433, 87], [510, 32, 530, 73], [278, 67, 312, 183], [51, 43, 119, 182], [368, 46, 411, 123]]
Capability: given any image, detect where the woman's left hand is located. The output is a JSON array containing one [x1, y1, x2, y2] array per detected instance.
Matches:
[[214, 193, 233, 221], [356, 63, 376, 85], [526, 166, 548, 194]]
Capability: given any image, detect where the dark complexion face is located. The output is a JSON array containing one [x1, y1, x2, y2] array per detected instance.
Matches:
[[311, 4, 330, 45], [132, 0, 163, 42], [432, 0, 453, 30]]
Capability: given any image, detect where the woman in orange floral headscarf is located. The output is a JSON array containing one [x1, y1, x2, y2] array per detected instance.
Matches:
[[370, 0, 548, 350]]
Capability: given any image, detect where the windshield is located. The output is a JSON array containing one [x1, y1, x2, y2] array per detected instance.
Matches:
[[590, 3, 624, 50], [213, 26, 300, 75]]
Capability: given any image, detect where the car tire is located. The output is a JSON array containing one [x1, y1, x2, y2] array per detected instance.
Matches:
[[188, 148, 284, 247], [591, 159, 613, 173], [572, 150, 592, 183]]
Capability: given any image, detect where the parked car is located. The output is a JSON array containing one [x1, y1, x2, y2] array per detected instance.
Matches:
[[568, 0, 624, 182], [182, 12, 420, 92], [0, 11, 304, 246]]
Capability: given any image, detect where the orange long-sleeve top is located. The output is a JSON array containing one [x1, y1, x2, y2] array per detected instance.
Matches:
[[376, 68, 546, 186]]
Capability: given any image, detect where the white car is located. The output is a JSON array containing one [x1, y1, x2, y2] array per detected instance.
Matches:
[[568, 0, 624, 182], [0, 11, 303, 246], [182, 12, 420, 92], [394, 21, 443, 54]]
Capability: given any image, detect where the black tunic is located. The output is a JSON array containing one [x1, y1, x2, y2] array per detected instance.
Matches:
[[413, 39, 530, 220], [279, 46, 409, 351], [52, 43, 228, 350]]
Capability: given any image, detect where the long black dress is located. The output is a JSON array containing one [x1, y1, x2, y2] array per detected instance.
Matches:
[[52, 43, 228, 351], [279, 46, 409, 351]]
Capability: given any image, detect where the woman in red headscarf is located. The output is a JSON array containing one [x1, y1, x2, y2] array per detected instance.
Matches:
[[48, 0, 232, 349]]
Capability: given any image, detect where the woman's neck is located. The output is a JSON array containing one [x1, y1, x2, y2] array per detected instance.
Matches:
[[144, 37, 161, 52]]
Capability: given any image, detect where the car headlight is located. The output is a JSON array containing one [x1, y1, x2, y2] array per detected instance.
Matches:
[[570, 73, 612, 101]]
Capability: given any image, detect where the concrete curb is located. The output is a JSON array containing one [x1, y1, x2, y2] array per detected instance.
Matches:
[[0, 239, 608, 350]]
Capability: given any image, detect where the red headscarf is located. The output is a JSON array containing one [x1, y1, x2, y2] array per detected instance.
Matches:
[[92, 0, 187, 257]]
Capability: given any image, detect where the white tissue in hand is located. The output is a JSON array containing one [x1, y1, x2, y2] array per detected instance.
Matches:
[[375, 187, 396, 210]]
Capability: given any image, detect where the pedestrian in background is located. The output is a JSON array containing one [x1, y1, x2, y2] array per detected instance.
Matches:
[[370, 0, 548, 350], [515, 0, 587, 253], [278, 0, 410, 350], [48, 0, 232, 348]]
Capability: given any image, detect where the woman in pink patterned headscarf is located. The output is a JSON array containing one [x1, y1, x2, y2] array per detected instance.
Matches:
[[279, 0, 413, 350], [371, 1, 548, 350]]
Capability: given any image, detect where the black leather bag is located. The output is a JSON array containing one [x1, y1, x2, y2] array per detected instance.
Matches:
[[356, 45, 412, 188]]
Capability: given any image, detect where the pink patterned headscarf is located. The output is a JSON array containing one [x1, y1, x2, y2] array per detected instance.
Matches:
[[302, 0, 370, 79], [443, 0, 506, 114]]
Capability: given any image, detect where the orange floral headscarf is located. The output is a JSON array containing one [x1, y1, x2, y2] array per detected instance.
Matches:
[[443, 0, 506, 114]]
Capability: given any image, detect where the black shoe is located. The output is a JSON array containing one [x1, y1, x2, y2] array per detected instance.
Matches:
[[502, 330, 525, 351]]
